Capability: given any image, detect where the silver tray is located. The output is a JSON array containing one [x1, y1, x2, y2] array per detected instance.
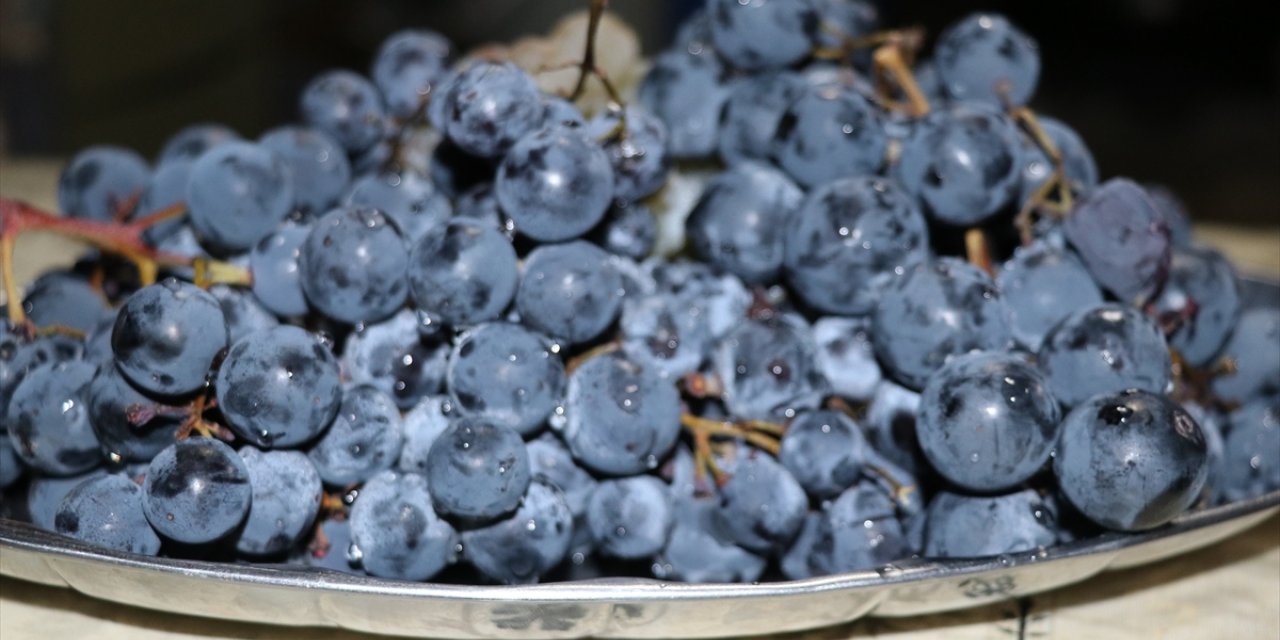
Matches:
[[1, 491, 1277, 638]]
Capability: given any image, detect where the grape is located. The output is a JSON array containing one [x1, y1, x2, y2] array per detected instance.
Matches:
[[648, 262, 752, 340], [235, 447, 322, 556], [157, 123, 240, 165], [344, 170, 452, 242], [6, 360, 99, 476], [1038, 304, 1172, 406], [1211, 307, 1280, 403], [779, 410, 870, 499], [1183, 401, 1226, 501], [111, 278, 228, 397], [686, 162, 803, 284], [301, 517, 361, 574], [894, 103, 1023, 226], [636, 50, 729, 159], [783, 176, 930, 315], [259, 126, 352, 216], [299, 206, 409, 324], [923, 489, 1057, 558], [718, 72, 806, 165], [142, 438, 252, 544], [863, 381, 926, 477], [1218, 399, 1280, 503], [586, 475, 673, 559], [460, 477, 573, 584], [1017, 116, 1098, 208], [561, 353, 682, 476], [56, 474, 161, 555], [822, 481, 912, 572], [655, 497, 766, 583], [27, 468, 108, 531], [215, 325, 343, 448], [714, 449, 808, 553], [706, 0, 819, 71], [934, 13, 1040, 107], [446, 322, 565, 436], [780, 511, 827, 579], [86, 365, 183, 464], [996, 241, 1104, 350], [308, 386, 404, 487], [444, 61, 544, 158], [1152, 247, 1241, 367], [209, 284, 278, 344], [918, 352, 1061, 492], [871, 258, 1013, 390], [342, 309, 447, 410], [585, 107, 670, 202], [1055, 389, 1208, 531], [773, 84, 888, 188], [186, 141, 294, 253], [425, 416, 530, 521], [813, 0, 878, 49], [396, 396, 453, 475], [592, 201, 657, 260], [541, 96, 586, 129], [619, 291, 711, 379], [525, 432, 598, 519], [300, 69, 386, 153], [349, 470, 457, 581], [713, 314, 827, 421], [1144, 184, 1194, 248], [82, 312, 117, 366], [0, 334, 83, 419], [248, 219, 312, 317], [515, 241, 622, 345], [495, 125, 614, 243], [812, 317, 882, 400], [133, 159, 191, 243], [21, 273, 109, 334], [1063, 178, 1171, 303], [407, 219, 518, 328], [57, 146, 150, 222], [370, 29, 452, 120], [0, 432, 22, 489], [453, 183, 504, 229]]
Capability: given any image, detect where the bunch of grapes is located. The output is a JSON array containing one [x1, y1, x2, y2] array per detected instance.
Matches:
[[1, 0, 1277, 587]]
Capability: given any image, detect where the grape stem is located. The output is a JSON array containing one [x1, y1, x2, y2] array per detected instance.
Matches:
[[563, 0, 625, 109], [866, 30, 930, 117], [964, 227, 995, 276], [680, 413, 785, 456], [564, 339, 621, 375], [1008, 103, 1075, 245], [0, 197, 250, 324]]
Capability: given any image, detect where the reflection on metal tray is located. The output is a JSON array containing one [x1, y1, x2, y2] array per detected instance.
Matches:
[[1, 492, 1276, 639]]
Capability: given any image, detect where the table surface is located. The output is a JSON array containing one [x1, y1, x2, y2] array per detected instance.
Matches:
[[1, 157, 1278, 640]]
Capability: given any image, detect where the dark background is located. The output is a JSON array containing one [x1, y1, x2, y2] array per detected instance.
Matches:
[[1, 0, 1277, 227]]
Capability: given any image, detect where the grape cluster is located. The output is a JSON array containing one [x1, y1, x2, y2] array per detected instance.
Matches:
[[2, 2, 1277, 589]]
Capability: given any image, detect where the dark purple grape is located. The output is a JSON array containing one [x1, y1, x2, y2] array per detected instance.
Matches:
[[923, 489, 1057, 558], [1063, 178, 1171, 303], [918, 352, 1061, 492], [142, 438, 252, 544], [1054, 389, 1208, 531], [1038, 304, 1171, 407], [56, 473, 161, 555]]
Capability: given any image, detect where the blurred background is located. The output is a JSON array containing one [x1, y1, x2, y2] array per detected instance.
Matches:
[[0, 0, 1277, 227]]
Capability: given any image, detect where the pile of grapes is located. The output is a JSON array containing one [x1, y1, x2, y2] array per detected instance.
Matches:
[[2, 0, 1278, 587]]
